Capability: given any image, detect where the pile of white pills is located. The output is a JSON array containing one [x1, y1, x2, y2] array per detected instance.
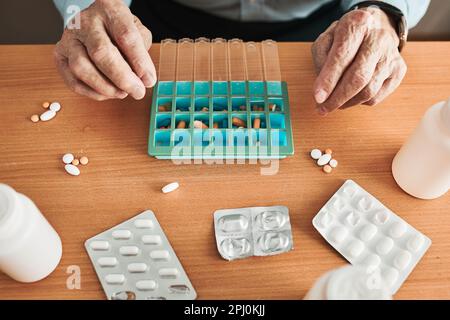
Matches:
[[30, 101, 62, 123], [62, 153, 89, 176], [310, 148, 338, 174]]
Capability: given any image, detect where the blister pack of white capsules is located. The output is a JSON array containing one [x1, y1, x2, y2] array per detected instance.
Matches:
[[85, 210, 197, 300], [312, 180, 431, 294], [214, 206, 293, 261]]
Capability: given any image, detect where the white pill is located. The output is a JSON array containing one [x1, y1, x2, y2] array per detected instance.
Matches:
[[119, 246, 139, 256], [347, 240, 364, 258], [105, 274, 125, 284], [142, 235, 162, 245], [128, 263, 148, 273], [136, 280, 157, 291], [158, 268, 179, 278], [49, 102, 61, 112], [317, 153, 332, 166], [374, 210, 390, 225], [319, 210, 333, 228], [134, 219, 153, 229], [150, 250, 170, 261], [162, 182, 179, 194], [389, 221, 407, 238], [329, 226, 348, 244], [112, 230, 132, 240], [89, 240, 110, 251], [64, 164, 80, 176], [329, 159, 338, 168], [364, 254, 381, 269], [407, 234, 424, 252], [359, 223, 377, 241], [98, 257, 118, 267], [40, 110, 56, 121], [62, 153, 74, 164], [310, 149, 322, 160], [376, 237, 394, 255], [394, 250, 412, 270]]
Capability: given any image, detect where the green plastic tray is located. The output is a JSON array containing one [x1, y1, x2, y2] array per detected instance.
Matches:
[[148, 80, 294, 159]]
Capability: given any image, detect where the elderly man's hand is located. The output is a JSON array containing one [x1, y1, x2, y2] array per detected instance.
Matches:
[[312, 7, 407, 115], [54, 0, 156, 101]]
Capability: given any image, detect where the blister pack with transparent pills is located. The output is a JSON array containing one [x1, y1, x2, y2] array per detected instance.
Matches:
[[312, 180, 431, 294], [85, 210, 197, 300], [214, 206, 293, 260]]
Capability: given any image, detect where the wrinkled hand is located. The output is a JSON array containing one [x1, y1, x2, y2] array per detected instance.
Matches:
[[312, 7, 407, 115], [54, 0, 156, 101]]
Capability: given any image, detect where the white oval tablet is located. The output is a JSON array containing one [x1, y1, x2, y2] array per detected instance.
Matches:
[[89, 240, 110, 251], [310, 149, 322, 160], [134, 219, 153, 229], [347, 240, 364, 258], [49, 102, 61, 112], [394, 250, 412, 270], [376, 237, 394, 255], [158, 268, 179, 278], [317, 153, 332, 166], [112, 229, 132, 240], [329, 159, 338, 168], [389, 221, 407, 238], [128, 263, 148, 273], [98, 257, 118, 267], [105, 274, 125, 284], [162, 182, 179, 194], [62, 153, 74, 164], [142, 235, 162, 245], [40, 110, 56, 121], [136, 280, 157, 291], [119, 246, 139, 256], [64, 164, 80, 176], [359, 223, 377, 241], [150, 250, 170, 261], [329, 226, 348, 244]]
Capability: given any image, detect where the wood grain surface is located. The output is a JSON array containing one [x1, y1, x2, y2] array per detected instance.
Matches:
[[0, 43, 449, 300]]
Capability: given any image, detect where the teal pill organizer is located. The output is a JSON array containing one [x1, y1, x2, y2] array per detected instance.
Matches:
[[148, 38, 294, 159]]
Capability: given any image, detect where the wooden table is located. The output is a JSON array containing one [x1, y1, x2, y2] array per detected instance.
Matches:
[[0, 43, 449, 300]]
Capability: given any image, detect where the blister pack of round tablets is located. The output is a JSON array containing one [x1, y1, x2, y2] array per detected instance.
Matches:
[[312, 180, 432, 294], [84, 210, 197, 300], [213, 206, 294, 261]]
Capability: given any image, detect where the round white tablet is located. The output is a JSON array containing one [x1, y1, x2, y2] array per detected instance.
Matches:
[[49, 102, 61, 112], [62, 153, 74, 164], [310, 149, 322, 160], [329, 159, 338, 168]]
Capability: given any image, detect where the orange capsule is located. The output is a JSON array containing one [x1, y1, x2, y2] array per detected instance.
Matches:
[[253, 117, 261, 129], [72, 158, 80, 166], [213, 122, 219, 129], [325, 148, 333, 155], [30, 114, 39, 123], [177, 120, 186, 129], [42, 102, 50, 109], [158, 105, 167, 112], [232, 117, 247, 128], [323, 165, 332, 174]]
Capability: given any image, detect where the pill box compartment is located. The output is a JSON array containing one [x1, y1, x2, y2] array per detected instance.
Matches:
[[148, 81, 293, 159]]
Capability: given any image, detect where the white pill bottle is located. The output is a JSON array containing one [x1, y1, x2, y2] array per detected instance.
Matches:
[[304, 265, 392, 300], [392, 98, 450, 199], [0, 184, 62, 282]]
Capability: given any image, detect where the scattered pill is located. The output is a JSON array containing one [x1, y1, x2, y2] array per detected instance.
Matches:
[[329, 159, 338, 168], [317, 153, 332, 166], [201, 107, 209, 112], [310, 149, 322, 160], [193, 120, 208, 129], [253, 117, 261, 129], [42, 102, 50, 109], [30, 114, 39, 123], [323, 165, 332, 174], [40, 110, 56, 121], [162, 182, 179, 194], [79, 156, 89, 165], [72, 159, 80, 166], [232, 117, 247, 128], [64, 164, 80, 176], [62, 153, 74, 164], [325, 148, 333, 155], [176, 120, 186, 129], [49, 102, 61, 112]]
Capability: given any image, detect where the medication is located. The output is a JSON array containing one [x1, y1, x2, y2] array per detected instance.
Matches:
[[310, 149, 322, 160], [0, 184, 62, 282], [304, 265, 391, 300], [84, 210, 197, 300], [329, 159, 338, 168], [392, 98, 450, 199], [42, 102, 50, 109], [62, 153, 74, 164], [312, 180, 431, 294], [177, 120, 186, 129], [158, 105, 167, 112], [323, 165, 332, 174], [213, 206, 293, 261], [239, 105, 246, 111], [213, 122, 219, 129], [162, 182, 179, 194], [325, 148, 333, 155], [49, 102, 61, 112], [193, 120, 208, 129], [71, 159, 80, 166], [232, 117, 247, 128], [79, 156, 89, 165], [201, 107, 209, 112], [317, 153, 332, 166], [40, 110, 56, 122], [270, 104, 277, 112], [30, 114, 39, 123], [253, 117, 261, 129], [64, 164, 80, 176]]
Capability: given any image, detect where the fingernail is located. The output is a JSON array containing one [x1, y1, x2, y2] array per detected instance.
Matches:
[[315, 89, 328, 104], [132, 85, 146, 100], [316, 106, 328, 116], [117, 91, 128, 99], [142, 72, 155, 88]]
